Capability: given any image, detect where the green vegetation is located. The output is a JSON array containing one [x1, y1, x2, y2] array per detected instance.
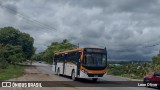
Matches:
[[108, 63, 150, 79], [0, 26, 35, 68], [1, 26, 160, 80], [0, 64, 24, 80], [0, 44, 8, 69], [152, 53, 160, 71], [0, 26, 35, 80], [108, 53, 160, 79], [0, 27, 35, 59], [32, 39, 77, 64]]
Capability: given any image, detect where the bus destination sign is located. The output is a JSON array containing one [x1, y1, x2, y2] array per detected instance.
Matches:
[[85, 48, 106, 53]]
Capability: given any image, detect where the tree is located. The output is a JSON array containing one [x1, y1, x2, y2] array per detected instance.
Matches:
[[0, 44, 6, 58], [0, 44, 8, 69], [19, 32, 35, 59], [0, 27, 20, 45], [152, 55, 160, 70], [5, 45, 25, 64], [0, 27, 35, 59], [34, 40, 77, 64], [152, 56, 160, 65]]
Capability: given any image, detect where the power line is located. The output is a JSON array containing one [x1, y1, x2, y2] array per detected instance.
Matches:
[[1, 2, 160, 49], [0, 3, 67, 41], [0, 3, 57, 32]]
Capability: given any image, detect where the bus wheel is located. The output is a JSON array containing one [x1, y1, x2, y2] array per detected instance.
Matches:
[[57, 68, 60, 76], [71, 70, 76, 81], [92, 78, 98, 82]]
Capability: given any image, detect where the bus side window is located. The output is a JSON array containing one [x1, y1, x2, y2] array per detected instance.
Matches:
[[70, 52, 74, 63], [75, 52, 80, 61], [58, 55, 63, 62], [67, 53, 71, 62], [53, 55, 57, 64], [65, 54, 68, 62], [83, 55, 88, 65], [61, 54, 65, 62], [57, 55, 60, 62], [74, 52, 79, 63], [68, 52, 76, 64], [62, 54, 65, 62], [77, 52, 81, 60], [73, 52, 77, 63]]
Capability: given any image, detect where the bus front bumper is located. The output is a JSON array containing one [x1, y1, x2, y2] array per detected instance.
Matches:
[[79, 71, 105, 78]]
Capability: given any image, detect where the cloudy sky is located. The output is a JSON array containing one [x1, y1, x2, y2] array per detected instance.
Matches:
[[0, 0, 160, 60]]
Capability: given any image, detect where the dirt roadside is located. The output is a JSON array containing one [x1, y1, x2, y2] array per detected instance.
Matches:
[[0, 66, 80, 90]]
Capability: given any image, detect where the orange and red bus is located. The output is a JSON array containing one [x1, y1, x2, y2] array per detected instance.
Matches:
[[52, 48, 107, 81]]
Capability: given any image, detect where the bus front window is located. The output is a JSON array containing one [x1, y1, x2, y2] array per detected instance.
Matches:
[[83, 54, 107, 67]]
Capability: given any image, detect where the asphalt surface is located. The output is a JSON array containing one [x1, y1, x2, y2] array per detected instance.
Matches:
[[33, 62, 158, 90]]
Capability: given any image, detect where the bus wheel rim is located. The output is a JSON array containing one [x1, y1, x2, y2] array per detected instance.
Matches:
[[72, 72, 75, 80], [57, 69, 60, 75]]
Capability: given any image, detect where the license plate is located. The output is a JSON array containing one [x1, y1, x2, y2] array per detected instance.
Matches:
[[94, 75, 98, 77]]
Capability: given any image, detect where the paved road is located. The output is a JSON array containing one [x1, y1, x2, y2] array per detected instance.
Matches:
[[33, 62, 158, 90]]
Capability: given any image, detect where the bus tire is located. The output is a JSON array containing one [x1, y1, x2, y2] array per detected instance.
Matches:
[[71, 70, 76, 81], [92, 78, 98, 82], [57, 68, 60, 76]]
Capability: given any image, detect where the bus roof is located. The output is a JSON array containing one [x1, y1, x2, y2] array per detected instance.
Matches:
[[54, 48, 83, 55], [54, 47, 106, 55]]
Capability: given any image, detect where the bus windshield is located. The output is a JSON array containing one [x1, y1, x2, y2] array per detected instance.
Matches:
[[83, 53, 107, 67]]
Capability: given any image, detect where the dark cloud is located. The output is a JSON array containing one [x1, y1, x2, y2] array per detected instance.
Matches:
[[112, 0, 158, 12], [45, 0, 110, 8], [4, 4, 17, 15], [0, 0, 18, 15], [0, 0, 160, 60]]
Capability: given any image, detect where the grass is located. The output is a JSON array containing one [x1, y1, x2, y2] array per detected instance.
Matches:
[[0, 64, 24, 80]]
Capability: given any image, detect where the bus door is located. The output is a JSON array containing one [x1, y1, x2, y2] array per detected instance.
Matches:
[[77, 52, 81, 76], [53, 55, 57, 72], [63, 54, 67, 75]]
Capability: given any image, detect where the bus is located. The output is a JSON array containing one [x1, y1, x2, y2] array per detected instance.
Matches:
[[52, 48, 108, 81]]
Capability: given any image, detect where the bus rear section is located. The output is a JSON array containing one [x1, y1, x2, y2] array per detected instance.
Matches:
[[52, 48, 108, 81]]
